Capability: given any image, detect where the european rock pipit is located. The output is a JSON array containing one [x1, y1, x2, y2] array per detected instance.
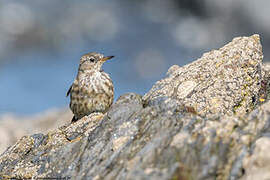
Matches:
[[67, 52, 114, 122]]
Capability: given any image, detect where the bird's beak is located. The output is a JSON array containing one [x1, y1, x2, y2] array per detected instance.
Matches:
[[101, 56, 114, 62]]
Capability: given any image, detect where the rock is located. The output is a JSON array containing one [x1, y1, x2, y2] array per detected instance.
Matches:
[[0, 34, 269, 179], [241, 137, 270, 180], [144, 34, 263, 117], [259, 62, 270, 102]]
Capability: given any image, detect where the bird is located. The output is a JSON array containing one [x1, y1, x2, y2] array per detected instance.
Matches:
[[67, 52, 114, 123]]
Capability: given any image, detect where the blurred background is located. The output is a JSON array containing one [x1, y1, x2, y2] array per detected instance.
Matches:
[[0, 0, 270, 115]]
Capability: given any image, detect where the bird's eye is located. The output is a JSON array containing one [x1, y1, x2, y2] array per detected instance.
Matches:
[[89, 57, 95, 62]]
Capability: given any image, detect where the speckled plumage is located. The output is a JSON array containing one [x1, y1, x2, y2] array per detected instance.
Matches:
[[67, 52, 114, 122]]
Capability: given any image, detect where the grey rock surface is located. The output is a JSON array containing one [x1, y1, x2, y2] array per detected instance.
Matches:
[[0, 34, 270, 180]]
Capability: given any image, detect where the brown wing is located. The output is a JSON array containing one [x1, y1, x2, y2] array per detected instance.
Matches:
[[66, 84, 72, 97]]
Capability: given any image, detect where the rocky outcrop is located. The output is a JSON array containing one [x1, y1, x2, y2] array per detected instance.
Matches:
[[144, 35, 263, 117], [1, 34, 270, 180]]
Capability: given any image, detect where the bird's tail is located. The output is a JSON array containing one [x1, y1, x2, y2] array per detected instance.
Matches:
[[71, 116, 78, 123]]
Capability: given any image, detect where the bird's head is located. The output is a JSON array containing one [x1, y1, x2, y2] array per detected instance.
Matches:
[[78, 52, 114, 72]]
